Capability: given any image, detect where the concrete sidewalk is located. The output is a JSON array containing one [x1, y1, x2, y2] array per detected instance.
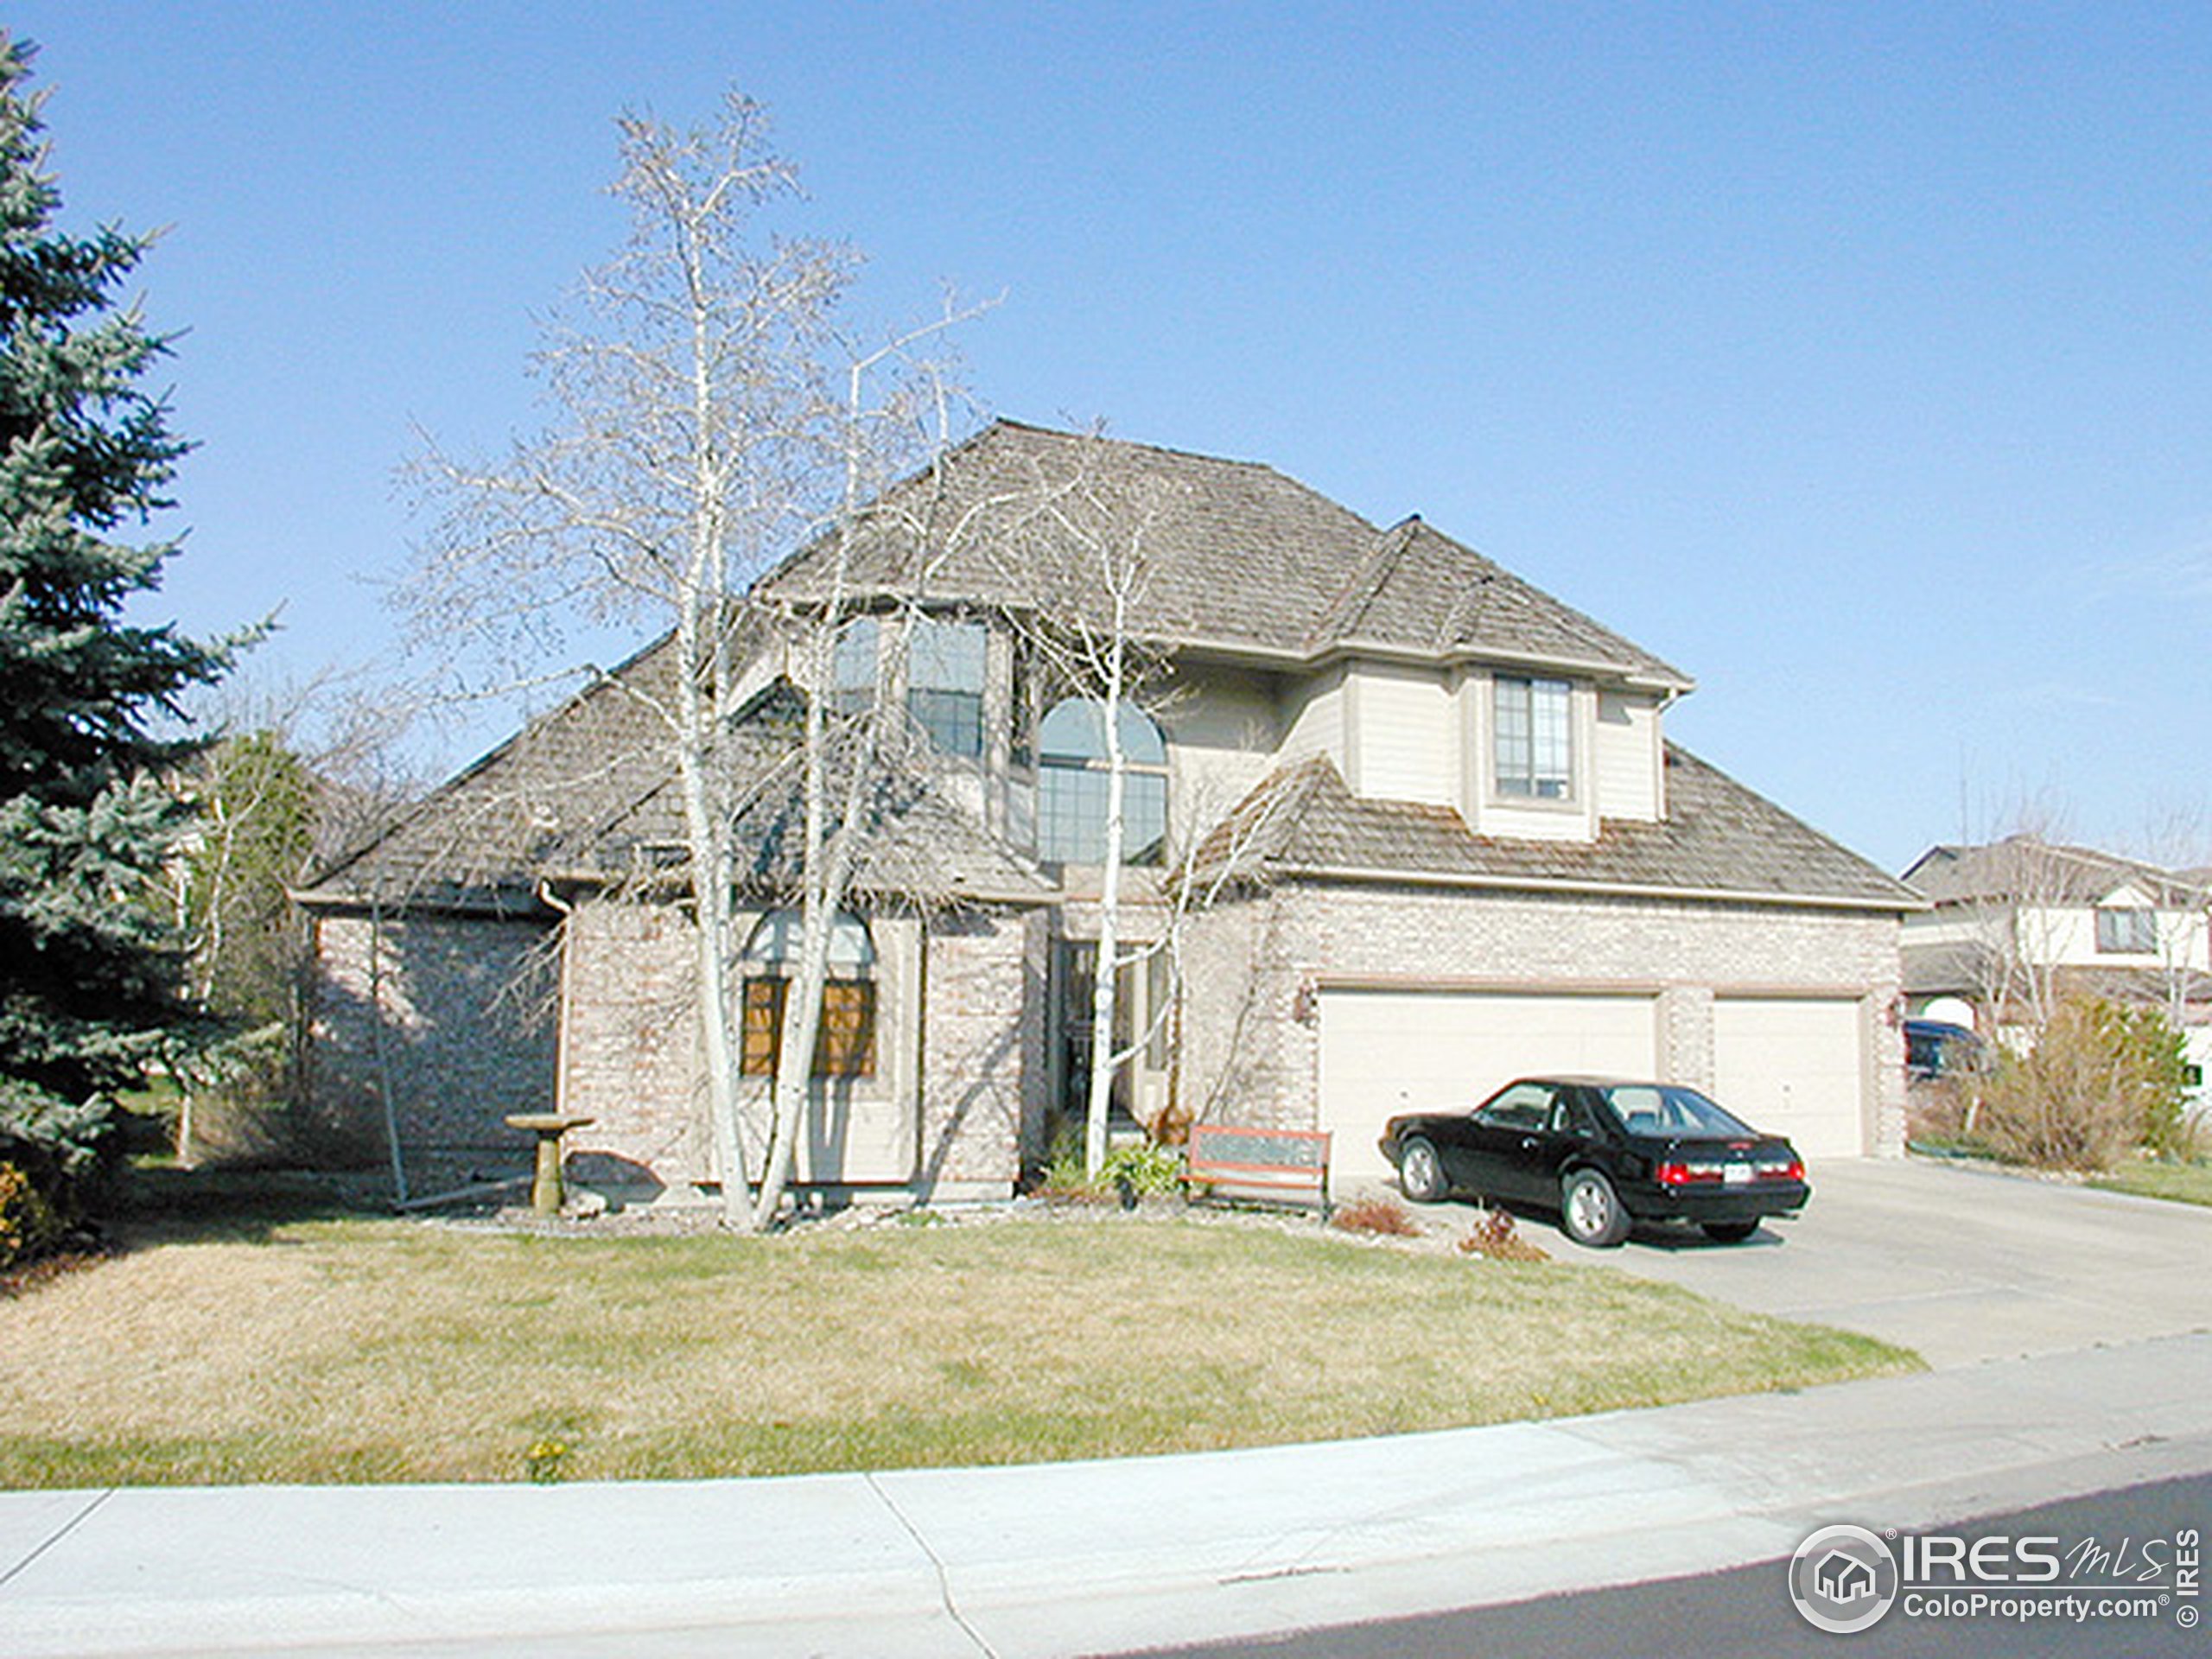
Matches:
[[5, 1331, 2209, 1659]]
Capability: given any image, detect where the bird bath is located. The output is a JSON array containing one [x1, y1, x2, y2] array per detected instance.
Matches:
[[504, 1114, 595, 1214]]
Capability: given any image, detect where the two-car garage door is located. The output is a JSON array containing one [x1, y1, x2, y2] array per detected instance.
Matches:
[[1317, 988, 1870, 1183]]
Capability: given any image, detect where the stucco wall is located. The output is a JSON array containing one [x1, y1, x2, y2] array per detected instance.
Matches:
[[308, 910, 558, 1180], [1179, 880, 1908, 1153]]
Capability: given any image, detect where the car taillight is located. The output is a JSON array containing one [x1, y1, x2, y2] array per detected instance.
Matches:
[[1754, 1158, 1805, 1182], [1655, 1160, 1724, 1185]]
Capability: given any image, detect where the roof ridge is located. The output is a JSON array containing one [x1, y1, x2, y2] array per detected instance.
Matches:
[[1309, 518, 1421, 648]]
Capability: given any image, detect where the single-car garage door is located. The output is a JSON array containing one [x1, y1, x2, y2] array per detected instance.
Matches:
[[1711, 996, 1867, 1159], [1319, 989, 1659, 1182]]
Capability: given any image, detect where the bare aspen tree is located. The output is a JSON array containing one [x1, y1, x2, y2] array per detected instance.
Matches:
[[988, 441, 1181, 1176], [404, 92, 982, 1229]]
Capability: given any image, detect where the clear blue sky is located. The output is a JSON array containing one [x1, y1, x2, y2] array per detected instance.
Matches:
[[15, 1, 2212, 874]]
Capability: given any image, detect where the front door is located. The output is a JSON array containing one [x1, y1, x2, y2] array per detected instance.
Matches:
[[1052, 939, 1173, 1140]]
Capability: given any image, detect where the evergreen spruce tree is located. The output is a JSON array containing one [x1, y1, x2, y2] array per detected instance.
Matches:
[[0, 35, 232, 1201]]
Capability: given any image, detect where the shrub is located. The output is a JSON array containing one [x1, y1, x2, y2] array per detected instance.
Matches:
[[1972, 996, 2190, 1171], [1035, 1128, 1185, 1203], [0, 1161, 64, 1271], [1458, 1207, 1550, 1262], [1330, 1195, 1420, 1236]]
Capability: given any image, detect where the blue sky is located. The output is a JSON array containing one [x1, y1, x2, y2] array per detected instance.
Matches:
[[14, 2, 2212, 874]]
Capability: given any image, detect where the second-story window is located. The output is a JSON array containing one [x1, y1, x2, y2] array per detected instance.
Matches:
[[829, 616, 880, 719], [2094, 906, 2157, 955], [907, 617, 987, 758], [1037, 698, 1168, 865], [1494, 675, 1573, 801]]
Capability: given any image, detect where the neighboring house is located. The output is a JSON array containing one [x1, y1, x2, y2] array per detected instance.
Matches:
[[299, 422, 1920, 1204], [1899, 836, 2212, 1095]]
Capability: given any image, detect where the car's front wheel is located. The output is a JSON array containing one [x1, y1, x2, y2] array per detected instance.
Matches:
[[1398, 1136, 1448, 1204], [1560, 1169, 1630, 1248], [1701, 1220, 1758, 1243]]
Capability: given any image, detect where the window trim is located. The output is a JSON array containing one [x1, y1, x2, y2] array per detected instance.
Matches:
[[1491, 673, 1577, 805], [2093, 906, 2158, 956]]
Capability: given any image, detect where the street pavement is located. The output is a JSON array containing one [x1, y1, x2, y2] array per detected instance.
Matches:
[[3, 1157, 2209, 1657]]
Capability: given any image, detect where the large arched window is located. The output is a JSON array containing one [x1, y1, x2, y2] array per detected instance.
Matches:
[[1036, 698, 1167, 865], [738, 910, 877, 1079]]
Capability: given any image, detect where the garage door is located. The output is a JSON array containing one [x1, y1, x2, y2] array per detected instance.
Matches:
[[1711, 997, 1867, 1159], [1318, 989, 1659, 1182]]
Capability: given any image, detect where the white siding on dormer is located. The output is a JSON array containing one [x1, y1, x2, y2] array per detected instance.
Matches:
[[1459, 669, 1600, 842], [1164, 664, 1283, 848], [1279, 665, 1348, 773], [1594, 690, 1662, 823], [1344, 663, 1456, 806]]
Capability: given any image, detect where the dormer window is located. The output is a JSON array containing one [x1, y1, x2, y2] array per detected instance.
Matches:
[[2094, 906, 2157, 955], [906, 617, 987, 758], [1494, 675, 1573, 801]]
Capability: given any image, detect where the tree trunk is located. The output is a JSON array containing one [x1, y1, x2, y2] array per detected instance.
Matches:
[[1084, 626, 1130, 1179]]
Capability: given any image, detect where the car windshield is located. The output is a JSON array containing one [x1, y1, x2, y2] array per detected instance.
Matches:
[[1599, 1084, 1754, 1140]]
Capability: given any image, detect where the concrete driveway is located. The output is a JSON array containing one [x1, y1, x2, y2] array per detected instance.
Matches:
[[1557, 1156, 2212, 1367]]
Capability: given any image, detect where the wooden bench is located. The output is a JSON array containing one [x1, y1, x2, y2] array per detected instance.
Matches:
[[1184, 1123, 1332, 1215]]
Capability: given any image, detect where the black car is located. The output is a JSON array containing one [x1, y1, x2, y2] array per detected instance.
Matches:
[[1904, 1019, 1982, 1081], [1379, 1076, 1810, 1248]]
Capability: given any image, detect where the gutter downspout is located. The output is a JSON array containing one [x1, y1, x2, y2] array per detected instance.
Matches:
[[537, 880, 576, 1122]]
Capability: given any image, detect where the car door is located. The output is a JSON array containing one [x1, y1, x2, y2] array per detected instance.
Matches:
[[1449, 1081, 1558, 1202]]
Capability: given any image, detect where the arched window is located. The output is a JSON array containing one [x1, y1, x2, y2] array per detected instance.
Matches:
[[1036, 698, 1168, 865], [738, 910, 877, 1079]]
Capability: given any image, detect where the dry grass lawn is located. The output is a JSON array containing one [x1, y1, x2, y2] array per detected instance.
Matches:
[[0, 1208, 1918, 1487]]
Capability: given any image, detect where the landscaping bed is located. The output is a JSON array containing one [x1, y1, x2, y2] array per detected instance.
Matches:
[[0, 1186, 1918, 1489]]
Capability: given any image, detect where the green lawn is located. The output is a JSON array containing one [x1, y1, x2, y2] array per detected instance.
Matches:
[[2088, 1160, 2212, 1208], [0, 1199, 1919, 1489]]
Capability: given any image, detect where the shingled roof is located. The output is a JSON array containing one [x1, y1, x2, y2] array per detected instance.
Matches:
[[1902, 838, 2206, 909], [299, 652, 1052, 912], [1192, 746, 1920, 910], [763, 421, 1690, 686]]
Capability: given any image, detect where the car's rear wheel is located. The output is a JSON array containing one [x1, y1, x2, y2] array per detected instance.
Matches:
[[1398, 1137, 1447, 1204], [1560, 1168, 1629, 1248], [1701, 1220, 1758, 1243]]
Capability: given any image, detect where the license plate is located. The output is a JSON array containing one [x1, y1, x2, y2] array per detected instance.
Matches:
[[1723, 1163, 1751, 1185]]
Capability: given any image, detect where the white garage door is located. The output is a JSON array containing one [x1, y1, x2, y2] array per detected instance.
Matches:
[[1318, 989, 1659, 1182], [1711, 997, 1867, 1159]]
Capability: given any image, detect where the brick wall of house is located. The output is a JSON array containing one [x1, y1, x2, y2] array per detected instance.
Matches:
[[1179, 880, 1908, 1153], [556, 897, 711, 1189], [552, 895, 1035, 1198], [917, 907, 1034, 1192], [308, 911, 558, 1180]]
